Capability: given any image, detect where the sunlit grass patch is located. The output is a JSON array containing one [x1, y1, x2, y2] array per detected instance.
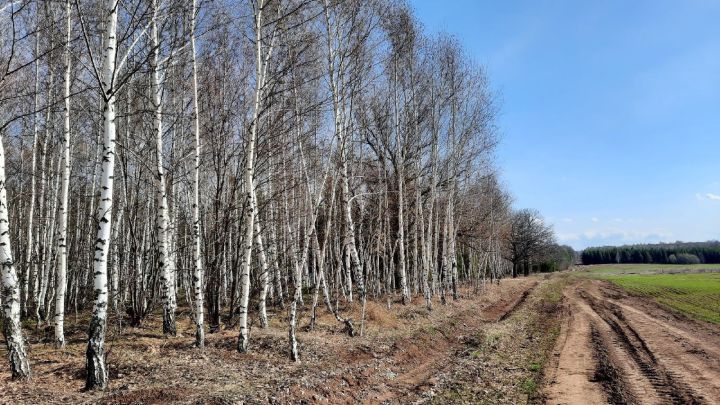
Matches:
[[601, 272, 720, 324], [577, 263, 720, 276]]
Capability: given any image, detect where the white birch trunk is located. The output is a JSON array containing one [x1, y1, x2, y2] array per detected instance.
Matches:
[[34, 56, 54, 322], [270, 207, 284, 307], [308, 182, 353, 334], [152, 0, 176, 336], [23, 27, 42, 316], [393, 63, 409, 304], [86, 0, 118, 389], [441, 201, 450, 305], [54, 0, 71, 345], [42, 151, 61, 324], [190, 0, 204, 348], [0, 134, 31, 379], [255, 209, 270, 328], [287, 206, 302, 362], [449, 92, 459, 300], [425, 87, 440, 309], [449, 197, 458, 300], [417, 162, 430, 309], [110, 189, 122, 311], [237, 0, 265, 353], [322, 2, 365, 304]]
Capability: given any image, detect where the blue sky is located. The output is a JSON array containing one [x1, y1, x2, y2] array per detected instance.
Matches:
[[412, 0, 720, 250]]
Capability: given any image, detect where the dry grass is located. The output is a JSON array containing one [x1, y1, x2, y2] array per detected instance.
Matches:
[[363, 301, 400, 328], [1, 277, 548, 404]]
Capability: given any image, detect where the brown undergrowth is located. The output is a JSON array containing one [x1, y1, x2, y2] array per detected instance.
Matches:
[[0, 277, 557, 404], [431, 274, 568, 404]]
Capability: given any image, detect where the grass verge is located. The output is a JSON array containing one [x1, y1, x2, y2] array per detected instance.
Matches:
[[432, 274, 570, 404], [601, 272, 720, 324], [577, 263, 720, 276], [575, 265, 720, 324]]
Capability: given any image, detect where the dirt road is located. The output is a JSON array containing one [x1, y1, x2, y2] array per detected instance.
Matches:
[[544, 279, 720, 405]]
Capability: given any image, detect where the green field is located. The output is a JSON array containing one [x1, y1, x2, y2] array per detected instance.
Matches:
[[578, 265, 720, 324], [578, 263, 720, 275]]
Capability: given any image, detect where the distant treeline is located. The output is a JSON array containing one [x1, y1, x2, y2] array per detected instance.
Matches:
[[581, 241, 720, 265], [534, 245, 577, 273]]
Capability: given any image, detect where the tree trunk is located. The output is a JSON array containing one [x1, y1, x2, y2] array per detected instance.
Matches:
[[35, 49, 54, 324], [54, 0, 72, 348], [190, 0, 204, 349], [23, 25, 42, 317], [393, 62, 409, 305], [152, 0, 176, 337], [237, 0, 265, 353], [86, 0, 118, 390], [0, 134, 31, 379], [255, 208, 270, 328]]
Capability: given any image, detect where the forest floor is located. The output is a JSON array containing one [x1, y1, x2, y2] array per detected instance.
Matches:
[[3, 267, 719, 404], [1, 276, 565, 404]]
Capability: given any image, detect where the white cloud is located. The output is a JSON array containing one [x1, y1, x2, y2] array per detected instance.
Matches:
[[591, 217, 599, 223], [557, 233, 580, 241], [695, 192, 720, 201], [562, 217, 573, 223], [557, 227, 674, 249]]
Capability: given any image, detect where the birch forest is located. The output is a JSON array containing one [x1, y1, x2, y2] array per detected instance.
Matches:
[[0, 0, 565, 397]]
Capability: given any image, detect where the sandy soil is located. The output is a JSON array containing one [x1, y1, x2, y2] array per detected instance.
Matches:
[[544, 279, 720, 405]]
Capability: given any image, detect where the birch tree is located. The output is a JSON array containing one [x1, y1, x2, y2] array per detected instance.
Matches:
[[77, 0, 152, 389], [0, 130, 31, 379], [0, 0, 34, 380], [23, 12, 41, 318], [83, 0, 119, 388], [236, 0, 270, 354], [189, 0, 204, 349], [321, 0, 374, 306], [151, 0, 177, 336], [54, 0, 72, 348], [0, 0, 519, 383]]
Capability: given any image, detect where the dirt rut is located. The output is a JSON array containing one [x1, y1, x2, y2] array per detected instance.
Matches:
[[544, 292, 606, 405], [314, 278, 540, 404], [544, 280, 720, 405]]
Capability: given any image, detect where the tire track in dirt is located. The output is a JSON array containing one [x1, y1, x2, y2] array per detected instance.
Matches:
[[589, 324, 636, 405], [496, 285, 534, 322], [582, 290, 703, 404], [546, 280, 718, 405], [609, 298, 720, 359], [361, 279, 540, 404], [544, 289, 608, 405], [589, 282, 720, 404], [576, 289, 664, 404]]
